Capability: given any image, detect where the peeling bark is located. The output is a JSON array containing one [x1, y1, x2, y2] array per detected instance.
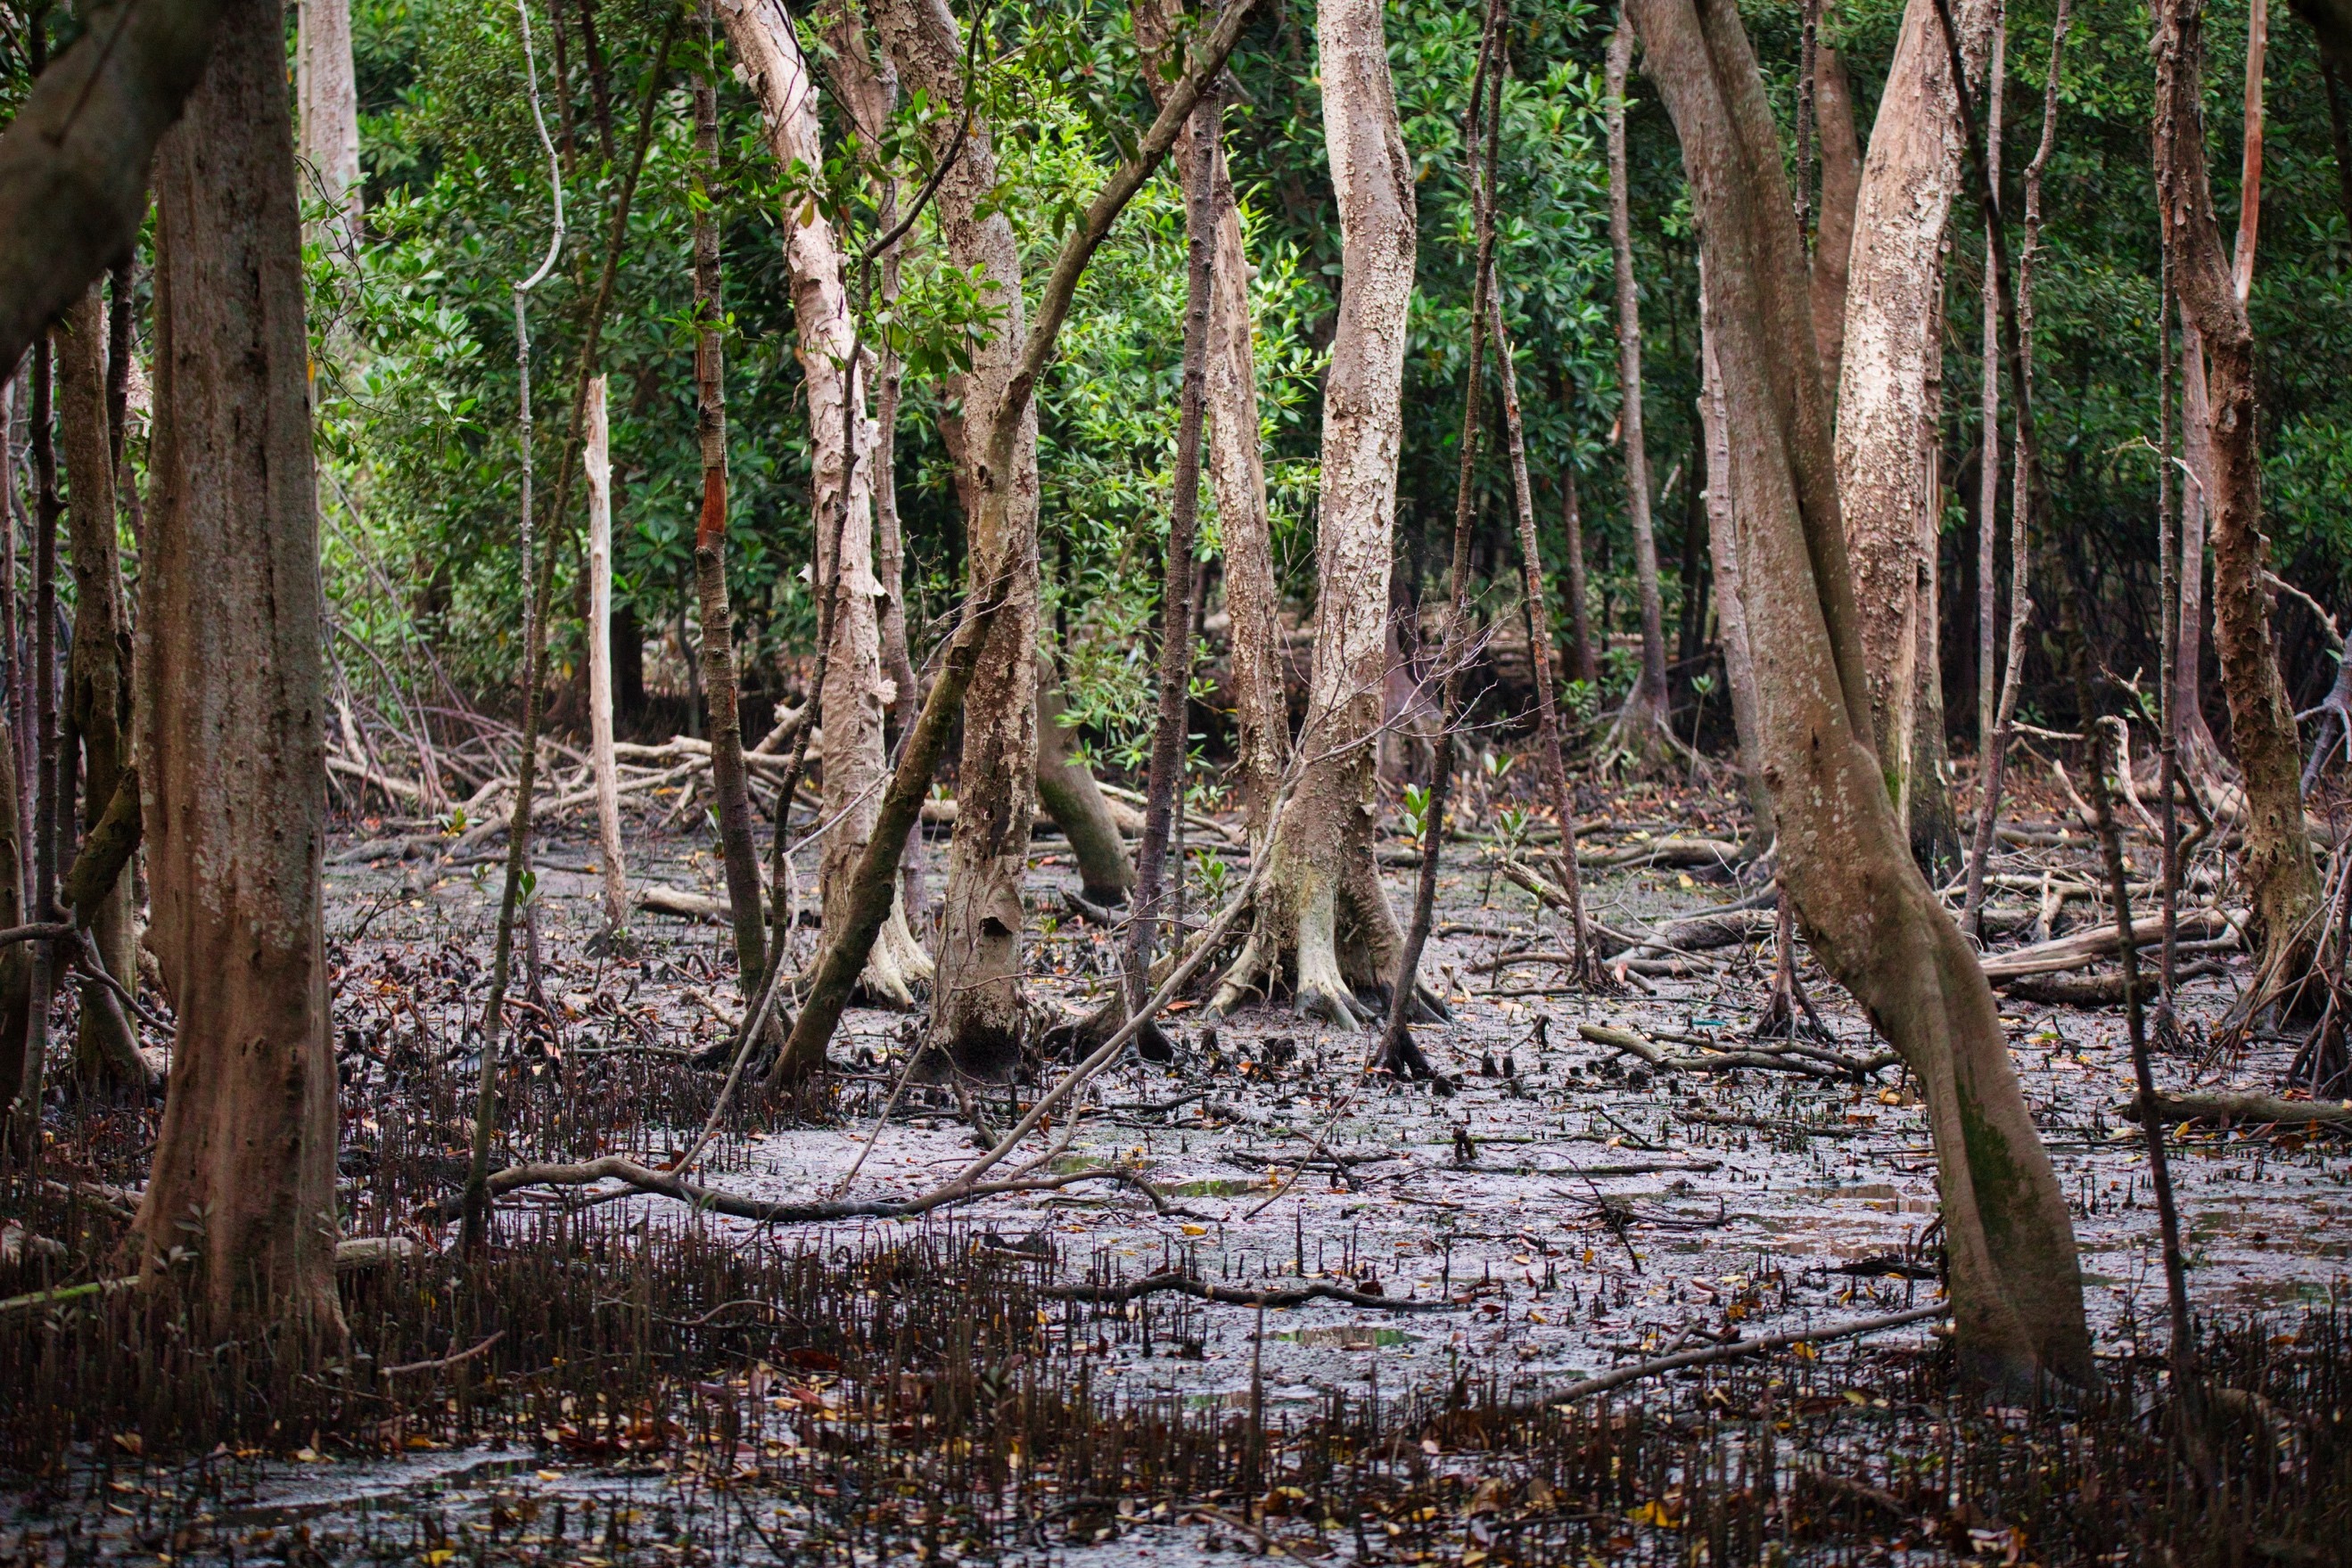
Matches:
[[1629, 0, 2090, 1391], [875, 0, 1042, 1077], [720, 0, 931, 1006], [1834, 0, 1992, 866], [135, 0, 344, 1350]]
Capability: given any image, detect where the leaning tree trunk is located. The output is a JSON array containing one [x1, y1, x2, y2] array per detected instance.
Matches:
[[134, 0, 344, 1352], [1035, 659, 1138, 907], [53, 287, 148, 1089], [1834, 0, 1993, 873], [1600, 10, 1676, 771], [1207, 0, 1417, 1030], [1134, 0, 1286, 846], [2155, 0, 2320, 994], [875, 0, 1042, 1078], [1628, 0, 2091, 1392], [720, 0, 932, 1005]]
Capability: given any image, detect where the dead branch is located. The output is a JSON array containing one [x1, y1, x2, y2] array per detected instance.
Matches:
[[1036, 1269, 1459, 1312], [1578, 1022, 1896, 1078], [1526, 1301, 1951, 1410], [2118, 1091, 2352, 1130]]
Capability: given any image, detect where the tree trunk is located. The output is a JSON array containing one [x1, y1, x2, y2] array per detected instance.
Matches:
[[1834, 0, 1992, 868], [687, 57, 770, 995], [2155, 0, 2319, 991], [135, 0, 344, 1350], [720, 0, 931, 1006], [586, 374, 629, 937], [1602, 11, 1675, 769], [1558, 447, 1600, 689], [53, 287, 146, 1088], [296, 0, 364, 263], [875, 0, 1042, 1078], [1697, 258, 1770, 837], [1628, 0, 2090, 1392], [1208, 0, 1417, 1030], [1493, 291, 1597, 973], [2175, 316, 2226, 779], [1036, 661, 1136, 906], [1133, 0, 1286, 848], [1809, 45, 1862, 391], [1975, 7, 2005, 759]]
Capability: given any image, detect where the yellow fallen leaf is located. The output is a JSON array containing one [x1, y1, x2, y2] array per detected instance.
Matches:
[[1181, 1224, 1207, 1236]]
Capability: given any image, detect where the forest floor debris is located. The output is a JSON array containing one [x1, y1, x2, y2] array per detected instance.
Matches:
[[3, 776, 2348, 1564]]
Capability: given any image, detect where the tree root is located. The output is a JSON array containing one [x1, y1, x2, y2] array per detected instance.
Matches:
[[1514, 1301, 1951, 1415]]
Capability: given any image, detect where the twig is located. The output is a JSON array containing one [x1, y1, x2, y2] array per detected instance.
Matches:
[[1037, 1269, 1458, 1312]]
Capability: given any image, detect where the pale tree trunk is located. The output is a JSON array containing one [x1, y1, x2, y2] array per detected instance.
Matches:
[[297, 0, 364, 263], [52, 288, 147, 1088], [1208, 0, 1417, 1030], [687, 59, 772, 998], [1835, 0, 1992, 869], [720, 0, 932, 1005], [1602, 10, 1674, 769], [135, 0, 343, 1350], [585, 374, 628, 937], [2155, 0, 2318, 992], [1809, 45, 1861, 390], [1976, 4, 2004, 759], [2175, 316, 2225, 778], [1628, 0, 2090, 1391], [875, 0, 1042, 1077], [1134, 0, 1286, 847]]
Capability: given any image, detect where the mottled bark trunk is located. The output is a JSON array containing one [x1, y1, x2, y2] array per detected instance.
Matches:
[[53, 288, 145, 1087], [1835, 0, 1991, 862], [1209, 0, 1416, 1029], [876, 0, 1041, 1076], [2156, 0, 2318, 987], [1602, 12, 1674, 768], [136, 0, 343, 1350], [687, 62, 770, 995], [296, 0, 363, 261], [1134, 0, 1285, 847], [0, 703, 30, 1115], [1630, 0, 2089, 1391], [1809, 45, 1861, 390], [721, 0, 930, 1005]]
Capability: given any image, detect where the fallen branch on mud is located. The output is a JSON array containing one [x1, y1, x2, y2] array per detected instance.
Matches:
[[1037, 1270, 1459, 1312], [1530, 1302, 1951, 1409], [1579, 1022, 1897, 1079], [419, 1157, 1175, 1227], [1979, 906, 2235, 980], [2117, 1092, 2352, 1131]]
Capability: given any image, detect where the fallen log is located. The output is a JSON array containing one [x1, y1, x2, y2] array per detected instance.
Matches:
[[1577, 1022, 1896, 1079], [1979, 906, 2235, 980], [2001, 958, 2228, 1006], [639, 885, 731, 923], [2117, 1092, 2352, 1130]]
